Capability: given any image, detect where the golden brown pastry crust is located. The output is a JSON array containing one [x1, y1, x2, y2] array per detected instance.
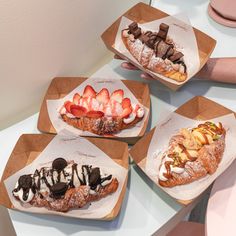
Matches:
[[61, 114, 143, 135], [159, 134, 225, 187], [29, 178, 119, 212]]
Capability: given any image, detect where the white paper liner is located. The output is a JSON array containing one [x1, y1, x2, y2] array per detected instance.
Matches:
[[145, 113, 236, 201], [4, 130, 128, 219], [47, 66, 149, 137], [114, 14, 200, 85]]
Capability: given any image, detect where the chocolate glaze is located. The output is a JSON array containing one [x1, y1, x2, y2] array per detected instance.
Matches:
[[13, 158, 113, 202]]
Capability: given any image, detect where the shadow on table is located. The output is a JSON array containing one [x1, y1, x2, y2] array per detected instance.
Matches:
[[10, 170, 131, 235]]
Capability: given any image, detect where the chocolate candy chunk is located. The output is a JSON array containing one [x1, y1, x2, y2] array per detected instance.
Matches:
[[169, 52, 184, 62], [18, 175, 33, 189], [159, 23, 169, 32], [144, 31, 152, 36], [166, 47, 174, 58], [146, 39, 156, 49], [156, 40, 172, 58], [133, 28, 141, 39], [157, 30, 168, 40], [52, 158, 67, 172], [140, 34, 150, 44], [51, 182, 68, 199], [128, 22, 138, 32], [89, 168, 101, 189]]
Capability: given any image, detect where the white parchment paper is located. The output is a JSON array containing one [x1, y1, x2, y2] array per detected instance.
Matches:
[[47, 67, 149, 137], [4, 130, 128, 218], [114, 14, 200, 85], [145, 113, 236, 201]]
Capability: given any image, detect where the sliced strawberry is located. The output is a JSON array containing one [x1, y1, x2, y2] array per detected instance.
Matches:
[[121, 106, 132, 118], [90, 98, 100, 111], [86, 110, 104, 118], [64, 101, 74, 113], [70, 105, 87, 117], [83, 85, 96, 98], [104, 104, 112, 117], [96, 88, 110, 104], [112, 100, 123, 116], [122, 98, 131, 109], [79, 97, 89, 110], [110, 89, 124, 103], [73, 93, 81, 105]]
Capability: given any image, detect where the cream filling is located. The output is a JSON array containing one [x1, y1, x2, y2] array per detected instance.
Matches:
[[123, 112, 136, 124], [13, 182, 35, 203], [159, 155, 184, 182], [137, 107, 144, 118]]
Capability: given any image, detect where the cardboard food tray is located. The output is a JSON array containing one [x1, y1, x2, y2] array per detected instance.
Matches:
[[0, 134, 129, 220], [129, 96, 235, 205], [101, 2, 216, 91], [37, 77, 150, 144]]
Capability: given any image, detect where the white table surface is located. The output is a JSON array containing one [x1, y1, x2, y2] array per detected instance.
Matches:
[[1, 1, 236, 235]]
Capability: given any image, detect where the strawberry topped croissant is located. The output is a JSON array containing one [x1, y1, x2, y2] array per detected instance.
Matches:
[[158, 121, 226, 187], [59, 85, 145, 135]]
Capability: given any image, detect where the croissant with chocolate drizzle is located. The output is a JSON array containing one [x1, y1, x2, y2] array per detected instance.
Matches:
[[158, 121, 226, 187], [122, 22, 187, 82], [12, 158, 118, 212]]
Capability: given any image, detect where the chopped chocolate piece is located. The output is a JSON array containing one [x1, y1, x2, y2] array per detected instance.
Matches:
[[52, 158, 67, 172], [140, 34, 150, 44], [146, 39, 155, 49], [89, 167, 101, 189], [156, 40, 172, 58], [169, 52, 184, 62], [128, 22, 138, 32], [51, 182, 68, 199], [166, 47, 174, 58], [159, 23, 169, 32], [157, 30, 168, 40], [133, 27, 141, 39], [162, 44, 174, 59]]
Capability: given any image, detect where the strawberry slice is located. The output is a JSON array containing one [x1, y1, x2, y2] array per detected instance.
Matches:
[[122, 98, 131, 109], [70, 105, 87, 117], [79, 97, 89, 110], [121, 107, 132, 118], [111, 100, 123, 117], [64, 101, 74, 113], [86, 110, 104, 118], [96, 88, 110, 104], [110, 89, 124, 103], [83, 85, 96, 98], [73, 93, 81, 105]]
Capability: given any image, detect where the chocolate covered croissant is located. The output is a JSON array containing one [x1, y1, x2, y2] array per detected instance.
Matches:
[[13, 158, 119, 212], [122, 22, 187, 82], [158, 121, 226, 187]]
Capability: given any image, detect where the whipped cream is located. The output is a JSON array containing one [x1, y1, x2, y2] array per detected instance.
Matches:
[[158, 154, 184, 182], [123, 112, 136, 124], [137, 107, 144, 118]]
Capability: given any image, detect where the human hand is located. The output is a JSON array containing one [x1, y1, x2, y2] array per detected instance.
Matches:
[[114, 55, 154, 81]]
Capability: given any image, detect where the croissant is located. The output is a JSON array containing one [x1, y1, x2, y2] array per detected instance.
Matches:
[[122, 22, 187, 82], [12, 158, 119, 212], [59, 85, 145, 135], [158, 121, 226, 187]]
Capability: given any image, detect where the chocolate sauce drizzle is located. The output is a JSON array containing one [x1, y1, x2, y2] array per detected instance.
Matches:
[[13, 158, 112, 202]]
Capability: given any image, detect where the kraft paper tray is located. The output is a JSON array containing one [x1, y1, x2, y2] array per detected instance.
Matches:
[[129, 96, 235, 205], [101, 2, 216, 90], [0, 134, 129, 220]]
